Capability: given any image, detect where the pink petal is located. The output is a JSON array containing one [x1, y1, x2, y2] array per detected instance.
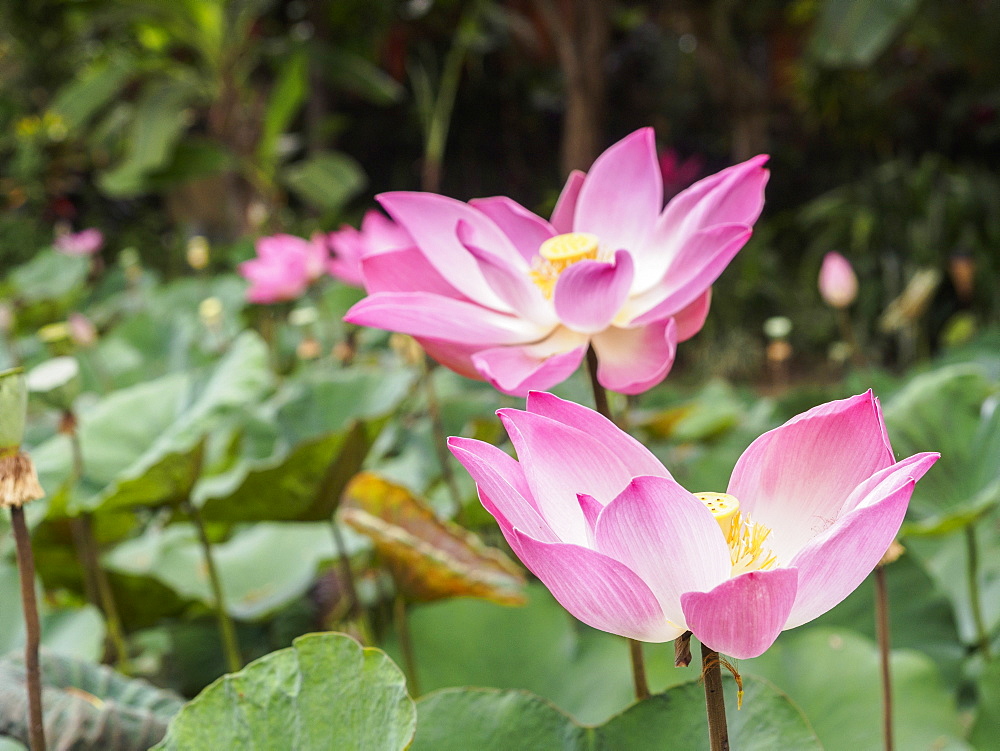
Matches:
[[839, 452, 939, 516], [514, 532, 682, 642], [595, 476, 731, 626], [553, 250, 635, 334], [472, 336, 588, 397], [447, 437, 557, 543], [590, 318, 678, 395], [360, 209, 412, 251], [577, 493, 603, 546], [673, 290, 712, 342], [344, 292, 543, 344], [784, 478, 916, 629], [681, 567, 798, 659], [415, 337, 483, 380], [550, 170, 586, 234], [497, 407, 638, 545], [360, 247, 468, 299], [377, 192, 519, 310], [728, 391, 896, 563], [457, 222, 554, 324], [469, 197, 556, 265], [635, 155, 769, 288], [574, 129, 662, 253], [628, 224, 752, 325], [526, 391, 671, 479]]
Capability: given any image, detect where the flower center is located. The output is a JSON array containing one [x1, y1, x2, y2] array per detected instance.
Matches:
[[695, 492, 777, 577], [529, 232, 600, 298]]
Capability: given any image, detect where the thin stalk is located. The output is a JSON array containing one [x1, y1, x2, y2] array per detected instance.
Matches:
[[423, 361, 463, 509], [329, 518, 361, 618], [186, 502, 242, 673], [394, 594, 420, 696], [12, 507, 46, 751], [835, 308, 867, 369], [701, 642, 730, 751], [585, 345, 651, 700], [873, 566, 894, 751], [966, 522, 993, 660], [64, 416, 130, 671]]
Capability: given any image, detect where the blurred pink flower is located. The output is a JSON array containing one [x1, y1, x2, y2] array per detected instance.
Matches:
[[819, 252, 858, 308], [346, 128, 769, 396], [54, 228, 103, 256], [327, 210, 413, 288], [239, 234, 328, 304], [449, 391, 937, 659], [658, 148, 705, 200], [68, 313, 98, 347]]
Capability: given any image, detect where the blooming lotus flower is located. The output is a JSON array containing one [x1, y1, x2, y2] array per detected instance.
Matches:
[[819, 252, 858, 309], [448, 391, 937, 659], [54, 228, 103, 256], [346, 128, 769, 396], [327, 210, 413, 288], [238, 234, 328, 304]]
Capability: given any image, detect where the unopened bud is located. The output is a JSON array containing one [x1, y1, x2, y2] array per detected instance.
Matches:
[[819, 252, 858, 309]]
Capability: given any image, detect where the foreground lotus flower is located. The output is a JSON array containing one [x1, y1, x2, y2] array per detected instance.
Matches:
[[449, 391, 937, 659], [346, 128, 769, 396], [327, 210, 412, 288], [239, 234, 328, 304], [54, 228, 103, 256]]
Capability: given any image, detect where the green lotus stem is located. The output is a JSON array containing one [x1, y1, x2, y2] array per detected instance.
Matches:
[[873, 565, 895, 751], [835, 308, 867, 369], [585, 345, 651, 700], [966, 522, 993, 661], [187, 502, 242, 673], [394, 594, 420, 697], [64, 414, 131, 672], [12, 506, 46, 751], [423, 360, 463, 509], [701, 642, 729, 751]]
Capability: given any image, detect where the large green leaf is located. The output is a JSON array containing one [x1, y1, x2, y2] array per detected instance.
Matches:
[[256, 50, 308, 171], [103, 522, 367, 620], [0, 651, 184, 751], [9, 250, 90, 304], [743, 628, 969, 751], [153, 633, 416, 750], [412, 677, 820, 750], [281, 151, 366, 213], [809, 0, 920, 68], [971, 657, 1000, 749]]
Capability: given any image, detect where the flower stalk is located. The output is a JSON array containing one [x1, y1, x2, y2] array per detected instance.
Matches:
[[701, 642, 730, 751], [873, 564, 894, 751], [11, 505, 46, 751], [965, 522, 993, 661], [394, 594, 420, 696]]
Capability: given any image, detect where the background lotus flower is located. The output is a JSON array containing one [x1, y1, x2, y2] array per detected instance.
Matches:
[[346, 128, 769, 396], [327, 209, 413, 288], [238, 233, 328, 304], [448, 391, 938, 659], [54, 228, 103, 256], [819, 251, 858, 308]]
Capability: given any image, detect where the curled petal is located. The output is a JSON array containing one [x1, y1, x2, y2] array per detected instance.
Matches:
[[673, 290, 712, 343], [784, 479, 916, 629], [550, 170, 586, 234], [360, 247, 468, 299], [345, 292, 544, 345], [469, 196, 556, 265], [526, 391, 671, 479], [515, 532, 682, 643], [574, 128, 662, 253], [554, 250, 635, 334], [681, 567, 798, 659], [415, 338, 483, 380], [590, 318, 678, 395], [596, 476, 731, 626], [498, 408, 637, 545], [728, 391, 896, 563], [377, 192, 519, 310], [472, 332, 587, 397], [839, 452, 939, 516]]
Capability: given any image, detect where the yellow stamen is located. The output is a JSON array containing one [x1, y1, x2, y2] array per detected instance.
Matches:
[[695, 491, 777, 576], [530, 232, 600, 298]]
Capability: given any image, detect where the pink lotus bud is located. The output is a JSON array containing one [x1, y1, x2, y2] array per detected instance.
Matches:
[[819, 252, 858, 308], [54, 228, 104, 256]]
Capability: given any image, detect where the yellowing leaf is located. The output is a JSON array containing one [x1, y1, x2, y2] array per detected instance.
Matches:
[[341, 472, 525, 606]]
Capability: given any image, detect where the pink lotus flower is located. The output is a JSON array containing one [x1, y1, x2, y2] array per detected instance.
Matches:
[[345, 128, 769, 396], [54, 228, 104, 256], [819, 252, 858, 309], [449, 391, 937, 659], [327, 210, 413, 288], [238, 234, 329, 304]]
